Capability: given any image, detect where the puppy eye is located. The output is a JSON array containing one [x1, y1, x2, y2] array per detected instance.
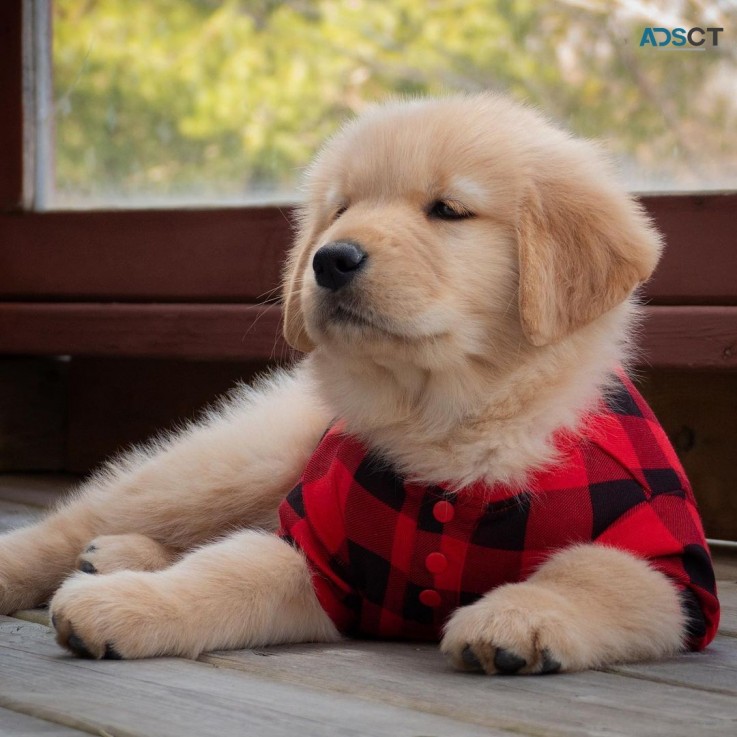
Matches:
[[427, 200, 474, 221], [333, 204, 348, 220]]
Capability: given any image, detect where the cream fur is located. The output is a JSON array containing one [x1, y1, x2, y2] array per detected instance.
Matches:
[[441, 545, 686, 674], [52, 531, 338, 659], [0, 94, 687, 673]]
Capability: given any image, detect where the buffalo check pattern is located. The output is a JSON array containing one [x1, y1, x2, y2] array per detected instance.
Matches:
[[278, 373, 719, 648]]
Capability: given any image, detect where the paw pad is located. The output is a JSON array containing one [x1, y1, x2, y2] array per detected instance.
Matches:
[[493, 647, 527, 674], [540, 648, 561, 674], [63, 631, 122, 660], [67, 633, 94, 659], [461, 645, 482, 671], [103, 643, 123, 660]]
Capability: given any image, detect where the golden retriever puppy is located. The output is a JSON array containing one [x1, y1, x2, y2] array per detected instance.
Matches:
[[0, 94, 719, 673]]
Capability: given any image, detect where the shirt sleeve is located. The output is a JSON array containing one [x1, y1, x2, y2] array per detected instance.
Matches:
[[276, 431, 360, 634], [594, 489, 720, 650]]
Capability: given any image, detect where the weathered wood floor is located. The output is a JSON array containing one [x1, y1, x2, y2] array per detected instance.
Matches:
[[1, 475, 736, 737]]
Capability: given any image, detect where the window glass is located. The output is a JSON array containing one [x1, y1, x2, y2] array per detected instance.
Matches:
[[50, 0, 737, 208]]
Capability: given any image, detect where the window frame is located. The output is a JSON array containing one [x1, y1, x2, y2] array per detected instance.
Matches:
[[1, 0, 735, 368]]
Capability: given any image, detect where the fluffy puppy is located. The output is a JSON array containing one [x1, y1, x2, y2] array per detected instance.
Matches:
[[0, 94, 719, 672]]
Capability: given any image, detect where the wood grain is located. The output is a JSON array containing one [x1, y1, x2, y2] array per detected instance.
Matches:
[[607, 637, 737, 696], [1, 304, 736, 369], [641, 306, 737, 370], [202, 638, 737, 737], [0, 207, 291, 302], [0, 707, 88, 736], [0, 617, 498, 737], [0, 303, 290, 361], [3, 615, 737, 737], [644, 193, 737, 305]]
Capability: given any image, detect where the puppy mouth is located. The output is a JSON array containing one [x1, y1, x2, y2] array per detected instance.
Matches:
[[317, 299, 402, 338], [331, 304, 394, 333], [310, 294, 451, 344]]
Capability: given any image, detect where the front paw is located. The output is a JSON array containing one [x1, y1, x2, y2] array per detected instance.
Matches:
[[50, 571, 181, 659], [440, 582, 589, 675], [76, 533, 175, 575]]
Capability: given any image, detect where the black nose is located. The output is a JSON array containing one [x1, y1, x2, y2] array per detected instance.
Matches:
[[312, 241, 367, 291]]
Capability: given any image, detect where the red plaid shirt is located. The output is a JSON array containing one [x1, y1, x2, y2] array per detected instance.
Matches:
[[278, 374, 719, 649]]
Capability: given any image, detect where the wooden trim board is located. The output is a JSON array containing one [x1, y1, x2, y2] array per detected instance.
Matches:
[[0, 303, 291, 361], [0, 303, 735, 369]]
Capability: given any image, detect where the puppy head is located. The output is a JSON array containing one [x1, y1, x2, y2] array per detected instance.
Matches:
[[283, 94, 662, 364]]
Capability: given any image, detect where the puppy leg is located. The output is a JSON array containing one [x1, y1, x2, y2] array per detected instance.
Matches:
[[0, 361, 330, 613], [441, 544, 685, 674], [51, 530, 338, 659], [76, 534, 176, 574], [0, 511, 96, 614]]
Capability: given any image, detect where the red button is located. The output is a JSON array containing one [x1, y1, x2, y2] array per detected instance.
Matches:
[[425, 552, 448, 574], [419, 589, 442, 608], [433, 500, 454, 523]]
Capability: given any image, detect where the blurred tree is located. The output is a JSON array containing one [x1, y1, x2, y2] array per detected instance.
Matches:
[[52, 0, 737, 205]]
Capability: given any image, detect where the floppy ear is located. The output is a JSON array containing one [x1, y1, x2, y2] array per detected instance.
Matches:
[[516, 163, 663, 346], [282, 213, 317, 353]]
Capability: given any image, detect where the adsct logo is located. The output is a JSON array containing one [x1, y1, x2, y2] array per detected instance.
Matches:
[[639, 27, 723, 49]]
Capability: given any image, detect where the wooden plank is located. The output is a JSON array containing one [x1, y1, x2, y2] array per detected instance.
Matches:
[[0, 194, 735, 303], [643, 193, 737, 305], [0, 617, 500, 737], [1, 303, 736, 370], [0, 207, 291, 302], [641, 307, 737, 370], [0, 1, 23, 211], [5, 617, 737, 737], [607, 637, 737, 696], [0, 303, 291, 361], [201, 643, 737, 735], [637, 371, 737, 540], [0, 707, 89, 736]]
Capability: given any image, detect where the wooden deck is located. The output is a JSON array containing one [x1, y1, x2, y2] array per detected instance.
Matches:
[[1, 476, 736, 736]]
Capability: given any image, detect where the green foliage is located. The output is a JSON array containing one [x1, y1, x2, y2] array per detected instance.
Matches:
[[53, 0, 737, 204]]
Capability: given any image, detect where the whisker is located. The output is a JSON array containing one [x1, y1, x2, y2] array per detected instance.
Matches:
[[255, 285, 283, 303]]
